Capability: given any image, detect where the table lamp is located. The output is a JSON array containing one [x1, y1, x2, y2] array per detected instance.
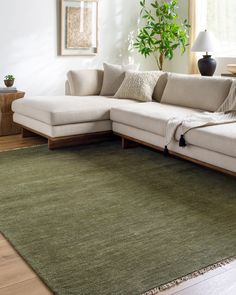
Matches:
[[191, 30, 217, 76]]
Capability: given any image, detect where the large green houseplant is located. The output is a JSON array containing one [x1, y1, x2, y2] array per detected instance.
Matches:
[[134, 0, 190, 70]]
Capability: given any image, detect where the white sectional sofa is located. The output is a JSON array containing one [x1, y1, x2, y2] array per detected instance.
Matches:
[[12, 69, 236, 176]]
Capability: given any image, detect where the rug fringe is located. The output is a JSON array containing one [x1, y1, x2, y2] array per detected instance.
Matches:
[[141, 256, 236, 295]]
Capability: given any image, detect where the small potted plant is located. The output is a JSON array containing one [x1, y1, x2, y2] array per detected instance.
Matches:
[[4, 75, 15, 87]]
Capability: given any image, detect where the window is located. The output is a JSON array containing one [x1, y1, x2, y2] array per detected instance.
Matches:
[[196, 0, 236, 57]]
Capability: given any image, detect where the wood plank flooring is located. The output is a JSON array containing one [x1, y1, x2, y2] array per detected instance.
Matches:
[[0, 233, 52, 295], [0, 135, 235, 295], [0, 134, 47, 152]]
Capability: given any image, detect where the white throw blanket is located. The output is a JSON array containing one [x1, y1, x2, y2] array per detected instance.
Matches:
[[165, 80, 236, 148]]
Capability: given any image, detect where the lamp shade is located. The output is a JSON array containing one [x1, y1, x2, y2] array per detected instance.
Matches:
[[191, 30, 217, 53]]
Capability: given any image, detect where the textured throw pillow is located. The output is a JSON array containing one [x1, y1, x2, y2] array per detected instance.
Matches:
[[100, 62, 138, 96], [114, 71, 162, 102]]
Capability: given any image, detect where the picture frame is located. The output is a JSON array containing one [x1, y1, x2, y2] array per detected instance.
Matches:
[[61, 0, 99, 56]]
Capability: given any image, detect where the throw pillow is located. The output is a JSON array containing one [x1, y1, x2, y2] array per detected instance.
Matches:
[[67, 70, 104, 96], [100, 62, 138, 96], [114, 71, 162, 102]]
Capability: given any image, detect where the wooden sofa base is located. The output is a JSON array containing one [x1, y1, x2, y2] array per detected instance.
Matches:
[[116, 133, 236, 178], [19, 125, 235, 177], [21, 126, 115, 150]]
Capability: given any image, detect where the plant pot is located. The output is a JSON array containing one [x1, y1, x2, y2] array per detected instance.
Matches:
[[4, 79, 14, 87]]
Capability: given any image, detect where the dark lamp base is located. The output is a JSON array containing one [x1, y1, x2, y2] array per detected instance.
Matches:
[[198, 55, 217, 76]]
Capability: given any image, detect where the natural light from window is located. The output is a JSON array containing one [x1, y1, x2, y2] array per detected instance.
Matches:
[[197, 0, 236, 57]]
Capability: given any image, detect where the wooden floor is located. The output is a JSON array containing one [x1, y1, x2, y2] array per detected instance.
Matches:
[[0, 134, 47, 152], [0, 233, 52, 295], [0, 135, 236, 295]]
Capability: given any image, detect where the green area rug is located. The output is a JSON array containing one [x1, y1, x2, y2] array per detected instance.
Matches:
[[0, 142, 236, 295]]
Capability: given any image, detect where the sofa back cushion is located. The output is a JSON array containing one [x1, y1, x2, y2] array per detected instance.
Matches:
[[152, 72, 168, 102], [100, 63, 138, 96], [67, 70, 104, 96], [161, 73, 232, 111]]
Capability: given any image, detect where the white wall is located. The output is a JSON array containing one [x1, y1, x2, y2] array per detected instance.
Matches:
[[0, 0, 155, 96], [2, 0, 233, 96]]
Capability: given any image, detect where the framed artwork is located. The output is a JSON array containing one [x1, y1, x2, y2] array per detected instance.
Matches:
[[61, 0, 98, 56]]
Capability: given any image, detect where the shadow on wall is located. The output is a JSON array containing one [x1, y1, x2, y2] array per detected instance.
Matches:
[[0, 0, 155, 96], [98, 0, 136, 65], [95, 0, 155, 69], [117, 0, 158, 70], [10, 32, 70, 95]]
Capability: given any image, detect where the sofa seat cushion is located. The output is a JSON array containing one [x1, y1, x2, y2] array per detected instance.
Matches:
[[12, 95, 139, 126], [175, 123, 236, 158], [14, 113, 112, 138], [111, 102, 202, 137]]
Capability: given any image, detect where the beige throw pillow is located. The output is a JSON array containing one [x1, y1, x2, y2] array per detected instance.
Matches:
[[100, 63, 138, 96], [67, 70, 104, 96], [114, 71, 162, 102]]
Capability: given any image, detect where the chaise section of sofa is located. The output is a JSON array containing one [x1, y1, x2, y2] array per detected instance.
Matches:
[[12, 96, 140, 149], [12, 69, 140, 149]]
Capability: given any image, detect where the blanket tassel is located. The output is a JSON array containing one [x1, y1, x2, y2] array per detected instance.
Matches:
[[163, 145, 169, 157], [179, 135, 186, 147]]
